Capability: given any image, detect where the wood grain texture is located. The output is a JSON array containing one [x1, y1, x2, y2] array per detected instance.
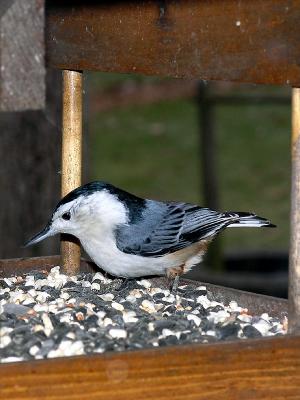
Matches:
[[0, 0, 45, 111], [46, 0, 300, 85], [61, 70, 83, 275], [0, 335, 300, 400], [289, 88, 300, 334]]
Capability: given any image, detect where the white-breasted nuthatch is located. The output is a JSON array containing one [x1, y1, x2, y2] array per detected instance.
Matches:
[[25, 181, 275, 287]]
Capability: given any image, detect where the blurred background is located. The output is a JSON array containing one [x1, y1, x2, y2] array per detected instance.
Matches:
[[0, 71, 290, 297]]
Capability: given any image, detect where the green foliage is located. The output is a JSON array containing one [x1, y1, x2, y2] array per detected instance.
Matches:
[[90, 89, 290, 252], [217, 104, 290, 250]]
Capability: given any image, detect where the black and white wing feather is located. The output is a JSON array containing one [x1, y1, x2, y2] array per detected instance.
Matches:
[[117, 201, 239, 257]]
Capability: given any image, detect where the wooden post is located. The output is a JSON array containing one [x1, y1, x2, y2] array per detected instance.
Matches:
[[289, 88, 300, 333], [61, 70, 82, 275]]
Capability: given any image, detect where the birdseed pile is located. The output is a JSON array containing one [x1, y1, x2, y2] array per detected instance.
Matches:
[[0, 267, 287, 363]]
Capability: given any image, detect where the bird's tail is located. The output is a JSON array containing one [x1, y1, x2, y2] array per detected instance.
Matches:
[[225, 211, 276, 228]]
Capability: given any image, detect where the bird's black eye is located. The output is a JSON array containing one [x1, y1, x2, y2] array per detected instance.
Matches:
[[62, 212, 71, 221]]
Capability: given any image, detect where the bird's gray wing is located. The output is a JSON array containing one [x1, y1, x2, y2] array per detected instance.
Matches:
[[118, 202, 236, 257]]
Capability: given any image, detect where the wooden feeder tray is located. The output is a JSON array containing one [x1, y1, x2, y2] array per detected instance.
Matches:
[[1, 256, 299, 400]]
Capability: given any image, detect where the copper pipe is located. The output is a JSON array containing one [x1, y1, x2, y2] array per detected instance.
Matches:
[[60, 70, 82, 275], [289, 88, 300, 333]]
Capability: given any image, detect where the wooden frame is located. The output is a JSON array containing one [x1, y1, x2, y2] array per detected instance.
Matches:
[[1, 1, 300, 399]]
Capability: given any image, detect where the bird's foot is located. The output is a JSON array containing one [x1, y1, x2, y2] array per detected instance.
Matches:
[[166, 266, 184, 297], [118, 278, 129, 291]]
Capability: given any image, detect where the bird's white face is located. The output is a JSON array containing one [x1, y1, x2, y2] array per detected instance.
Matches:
[[50, 197, 89, 236], [25, 190, 128, 247]]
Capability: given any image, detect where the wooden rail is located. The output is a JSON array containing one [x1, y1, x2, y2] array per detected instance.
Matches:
[[0, 334, 299, 400], [46, 0, 300, 85]]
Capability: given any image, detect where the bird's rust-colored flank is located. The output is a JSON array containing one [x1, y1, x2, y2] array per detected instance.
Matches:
[[167, 239, 211, 277], [166, 264, 184, 279]]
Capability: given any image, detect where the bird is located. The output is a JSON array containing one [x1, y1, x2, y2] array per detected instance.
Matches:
[[25, 181, 275, 291]]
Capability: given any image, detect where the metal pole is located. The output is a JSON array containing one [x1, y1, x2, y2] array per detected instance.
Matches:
[[61, 70, 82, 275], [289, 87, 300, 334]]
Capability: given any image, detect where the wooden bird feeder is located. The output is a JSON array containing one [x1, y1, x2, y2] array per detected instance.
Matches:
[[1, 1, 300, 399]]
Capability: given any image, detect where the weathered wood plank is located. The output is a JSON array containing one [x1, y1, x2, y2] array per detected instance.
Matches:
[[46, 0, 300, 85], [289, 88, 300, 334], [0, 0, 45, 111], [0, 335, 299, 400]]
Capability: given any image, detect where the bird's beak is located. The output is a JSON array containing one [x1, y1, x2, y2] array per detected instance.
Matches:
[[24, 223, 53, 247]]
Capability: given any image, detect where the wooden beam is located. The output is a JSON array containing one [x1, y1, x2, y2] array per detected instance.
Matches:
[[46, 0, 300, 85], [289, 87, 300, 334], [1, 335, 299, 400], [60, 70, 82, 275], [0, 0, 45, 111]]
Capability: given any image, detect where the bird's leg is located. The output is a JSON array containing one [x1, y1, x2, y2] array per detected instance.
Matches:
[[172, 275, 180, 295], [166, 266, 184, 296]]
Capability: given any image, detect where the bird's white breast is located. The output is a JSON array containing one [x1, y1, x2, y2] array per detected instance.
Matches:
[[80, 232, 205, 278], [80, 234, 171, 277]]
